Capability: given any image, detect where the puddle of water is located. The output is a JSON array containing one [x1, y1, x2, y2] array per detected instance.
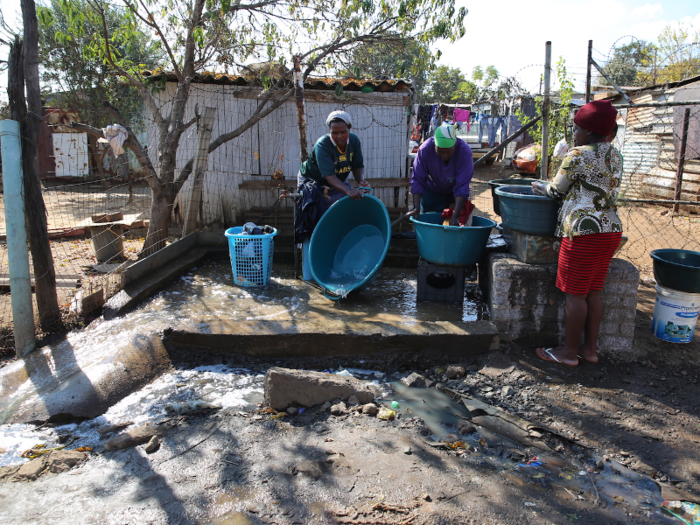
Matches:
[[383, 381, 679, 524]]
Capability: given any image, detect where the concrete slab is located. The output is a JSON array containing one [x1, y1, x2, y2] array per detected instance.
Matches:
[[160, 263, 500, 357]]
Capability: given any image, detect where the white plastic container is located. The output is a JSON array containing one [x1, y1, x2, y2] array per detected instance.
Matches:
[[651, 284, 700, 343]]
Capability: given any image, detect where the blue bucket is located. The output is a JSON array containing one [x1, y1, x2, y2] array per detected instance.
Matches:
[[225, 227, 277, 287], [410, 213, 497, 266], [309, 190, 390, 300], [495, 185, 560, 236]]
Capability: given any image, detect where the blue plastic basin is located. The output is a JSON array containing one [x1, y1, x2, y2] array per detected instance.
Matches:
[[650, 249, 700, 293], [410, 213, 497, 266], [487, 178, 540, 216], [495, 185, 560, 236], [309, 194, 391, 298]]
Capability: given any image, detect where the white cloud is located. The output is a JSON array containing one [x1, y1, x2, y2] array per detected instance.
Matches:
[[631, 3, 663, 19]]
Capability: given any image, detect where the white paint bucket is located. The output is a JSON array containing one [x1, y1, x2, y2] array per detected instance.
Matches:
[[651, 284, 700, 343]]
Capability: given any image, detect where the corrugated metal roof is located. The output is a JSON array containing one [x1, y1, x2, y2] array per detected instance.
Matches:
[[142, 70, 411, 92]]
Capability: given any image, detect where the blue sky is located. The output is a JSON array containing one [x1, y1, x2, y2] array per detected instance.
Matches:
[[437, 0, 700, 92]]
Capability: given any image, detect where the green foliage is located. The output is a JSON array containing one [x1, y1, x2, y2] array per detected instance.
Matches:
[[425, 66, 471, 103], [341, 38, 433, 101], [516, 57, 575, 173], [601, 40, 655, 87], [38, 0, 162, 130], [643, 22, 700, 84]]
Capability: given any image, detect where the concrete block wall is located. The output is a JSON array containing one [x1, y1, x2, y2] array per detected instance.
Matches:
[[479, 254, 639, 352]]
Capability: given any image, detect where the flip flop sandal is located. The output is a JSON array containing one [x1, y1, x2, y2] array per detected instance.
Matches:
[[536, 347, 579, 368]]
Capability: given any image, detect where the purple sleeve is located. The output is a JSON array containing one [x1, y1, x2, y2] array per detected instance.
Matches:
[[452, 141, 473, 199], [410, 145, 429, 195]]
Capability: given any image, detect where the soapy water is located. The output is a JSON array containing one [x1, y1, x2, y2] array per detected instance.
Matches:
[[0, 364, 265, 467]]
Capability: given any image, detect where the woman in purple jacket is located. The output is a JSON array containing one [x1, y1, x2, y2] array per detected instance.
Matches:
[[408, 123, 474, 226]]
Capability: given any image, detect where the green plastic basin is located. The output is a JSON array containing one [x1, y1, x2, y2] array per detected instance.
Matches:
[[495, 185, 560, 236], [487, 178, 540, 216], [309, 194, 391, 298], [650, 249, 700, 293], [410, 213, 497, 266]]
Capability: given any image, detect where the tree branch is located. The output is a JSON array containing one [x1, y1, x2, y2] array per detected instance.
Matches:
[[122, 0, 183, 81], [85, 0, 168, 132], [173, 88, 294, 192]]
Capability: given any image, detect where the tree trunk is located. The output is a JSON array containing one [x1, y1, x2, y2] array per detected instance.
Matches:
[[140, 186, 174, 257], [9, 31, 62, 333], [22, 0, 62, 332]]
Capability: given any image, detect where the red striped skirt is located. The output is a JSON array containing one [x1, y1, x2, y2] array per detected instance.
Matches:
[[556, 232, 622, 295]]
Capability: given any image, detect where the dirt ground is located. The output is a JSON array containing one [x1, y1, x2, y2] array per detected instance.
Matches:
[[0, 279, 698, 524]]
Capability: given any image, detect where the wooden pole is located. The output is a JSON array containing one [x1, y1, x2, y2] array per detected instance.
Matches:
[[473, 116, 541, 168], [182, 107, 216, 237], [585, 40, 593, 103], [293, 55, 309, 163], [540, 41, 551, 181], [673, 108, 691, 214]]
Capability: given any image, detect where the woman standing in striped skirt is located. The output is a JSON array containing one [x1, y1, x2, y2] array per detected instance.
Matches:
[[532, 100, 623, 367]]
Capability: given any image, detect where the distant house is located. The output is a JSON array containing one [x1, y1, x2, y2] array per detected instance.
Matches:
[[599, 75, 700, 202], [143, 71, 413, 226]]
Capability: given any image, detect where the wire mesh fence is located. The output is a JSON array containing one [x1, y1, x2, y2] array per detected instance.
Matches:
[[1, 71, 698, 357]]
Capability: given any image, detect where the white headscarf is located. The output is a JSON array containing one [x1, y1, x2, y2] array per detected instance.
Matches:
[[326, 110, 352, 128]]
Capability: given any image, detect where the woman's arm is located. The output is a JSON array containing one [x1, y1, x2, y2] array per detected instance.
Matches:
[[533, 153, 580, 199], [326, 175, 363, 201], [352, 168, 369, 187]]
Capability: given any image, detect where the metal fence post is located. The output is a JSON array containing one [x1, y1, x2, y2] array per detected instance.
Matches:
[[673, 108, 691, 214], [1, 119, 36, 356], [540, 41, 551, 181]]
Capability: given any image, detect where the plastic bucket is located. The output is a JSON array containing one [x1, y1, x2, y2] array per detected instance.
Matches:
[[309, 190, 390, 299], [487, 178, 539, 216], [651, 284, 700, 343], [410, 213, 497, 266], [495, 185, 560, 236], [225, 227, 277, 287]]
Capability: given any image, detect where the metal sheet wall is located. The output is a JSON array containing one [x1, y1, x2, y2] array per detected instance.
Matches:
[[147, 84, 409, 225]]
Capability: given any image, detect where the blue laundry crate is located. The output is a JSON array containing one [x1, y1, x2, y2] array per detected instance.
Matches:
[[225, 227, 277, 287]]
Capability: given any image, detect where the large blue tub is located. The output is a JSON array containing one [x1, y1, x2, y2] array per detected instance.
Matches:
[[410, 213, 497, 266], [495, 185, 560, 236], [309, 191, 391, 299]]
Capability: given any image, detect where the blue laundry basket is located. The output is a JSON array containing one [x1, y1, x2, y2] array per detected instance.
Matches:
[[225, 227, 277, 287]]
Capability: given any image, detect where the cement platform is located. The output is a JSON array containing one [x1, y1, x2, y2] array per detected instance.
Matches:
[[160, 263, 500, 357]]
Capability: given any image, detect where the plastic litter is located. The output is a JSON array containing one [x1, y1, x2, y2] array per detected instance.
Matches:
[[391, 401, 400, 410], [335, 370, 354, 377], [662, 501, 700, 525], [377, 408, 396, 420], [297, 408, 305, 414], [524, 502, 536, 507]]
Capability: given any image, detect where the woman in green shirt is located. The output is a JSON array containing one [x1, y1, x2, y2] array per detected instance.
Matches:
[[295, 111, 371, 278], [298, 110, 370, 201]]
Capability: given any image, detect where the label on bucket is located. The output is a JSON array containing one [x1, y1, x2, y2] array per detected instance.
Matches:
[[652, 294, 700, 343]]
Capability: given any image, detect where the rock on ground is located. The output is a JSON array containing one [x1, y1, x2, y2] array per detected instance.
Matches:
[[445, 365, 466, 379], [264, 368, 374, 411], [0, 450, 88, 483], [401, 372, 434, 389], [104, 424, 171, 451]]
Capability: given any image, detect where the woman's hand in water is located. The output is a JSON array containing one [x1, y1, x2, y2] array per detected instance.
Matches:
[[531, 181, 547, 196]]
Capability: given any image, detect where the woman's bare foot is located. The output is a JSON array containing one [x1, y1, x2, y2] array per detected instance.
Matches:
[[577, 346, 599, 365]]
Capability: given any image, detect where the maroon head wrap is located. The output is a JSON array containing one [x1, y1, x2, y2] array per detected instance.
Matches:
[[574, 100, 618, 136]]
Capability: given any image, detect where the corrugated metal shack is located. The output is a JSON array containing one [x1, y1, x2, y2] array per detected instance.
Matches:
[[599, 75, 700, 202], [144, 72, 413, 226]]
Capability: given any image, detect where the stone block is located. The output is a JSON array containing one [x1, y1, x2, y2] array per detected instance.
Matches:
[[619, 322, 636, 337], [264, 367, 374, 411], [598, 335, 634, 351]]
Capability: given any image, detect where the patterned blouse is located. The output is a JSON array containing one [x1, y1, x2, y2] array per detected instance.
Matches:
[[545, 142, 624, 239]]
